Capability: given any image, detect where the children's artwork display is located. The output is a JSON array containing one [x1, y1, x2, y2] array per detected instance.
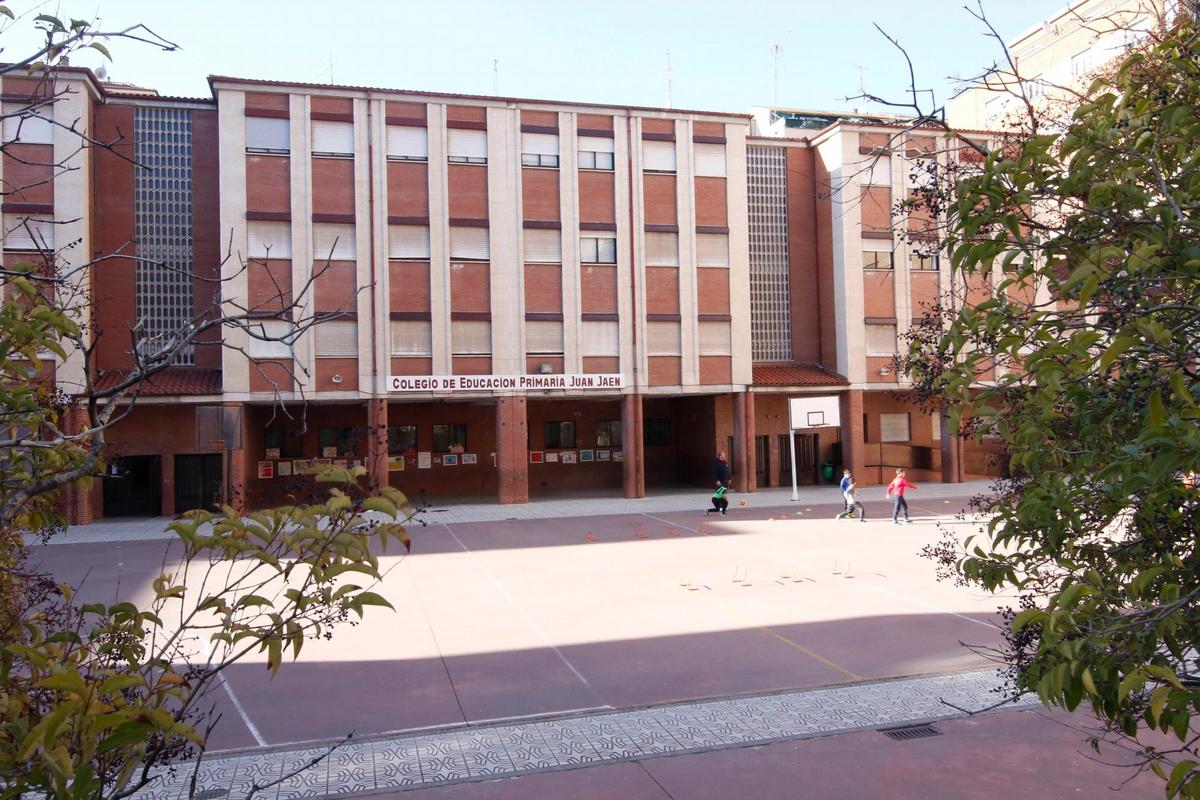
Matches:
[[257, 461, 274, 479], [561, 451, 577, 464], [388, 457, 405, 472], [545, 452, 559, 463], [530, 451, 544, 464], [265, 448, 280, 459], [579, 449, 594, 462], [613, 450, 624, 462], [596, 449, 611, 461], [418, 452, 432, 469], [442, 454, 459, 466], [462, 453, 478, 465], [277, 461, 293, 477], [322, 447, 338, 458]]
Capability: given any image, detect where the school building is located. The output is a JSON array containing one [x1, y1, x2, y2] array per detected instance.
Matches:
[[0, 69, 1005, 524]]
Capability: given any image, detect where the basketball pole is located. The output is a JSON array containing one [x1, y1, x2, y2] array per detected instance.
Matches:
[[788, 428, 799, 502]]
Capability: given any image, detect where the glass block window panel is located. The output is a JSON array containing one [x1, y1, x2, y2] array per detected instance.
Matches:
[[930, 411, 941, 442], [642, 140, 676, 172], [449, 226, 489, 260], [581, 321, 619, 356], [578, 135, 615, 170], [696, 233, 729, 266], [314, 320, 358, 357], [580, 236, 617, 264], [390, 320, 432, 356], [134, 106, 195, 365], [311, 120, 354, 156], [247, 319, 294, 358], [747, 145, 791, 362], [880, 412, 911, 442], [2, 102, 52, 144], [520, 132, 559, 168], [865, 323, 898, 356], [447, 129, 487, 163], [313, 223, 356, 261], [644, 232, 678, 266], [693, 142, 727, 177], [386, 126, 428, 160], [388, 225, 430, 259], [863, 156, 891, 186], [645, 321, 681, 356], [525, 320, 564, 354], [247, 221, 291, 259], [524, 228, 561, 263], [2, 214, 54, 250], [698, 321, 732, 355], [245, 117, 289, 153], [451, 320, 491, 354]]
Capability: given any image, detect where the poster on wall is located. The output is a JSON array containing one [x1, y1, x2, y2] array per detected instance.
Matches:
[[265, 448, 281, 460], [388, 457, 405, 472], [579, 449, 594, 462], [333, 459, 347, 468], [322, 447, 339, 458], [418, 452, 432, 469], [545, 452, 558, 463], [596, 449, 610, 461], [443, 454, 459, 466], [257, 461, 274, 479], [530, 451, 544, 464], [613, 450, 624, 462], [277, 461, 293, 477], [462, 453, 478, 465], [561, 451, 577, 464]]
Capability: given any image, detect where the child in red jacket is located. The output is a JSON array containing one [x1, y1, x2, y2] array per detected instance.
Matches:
[[886, 468, 918, 525]]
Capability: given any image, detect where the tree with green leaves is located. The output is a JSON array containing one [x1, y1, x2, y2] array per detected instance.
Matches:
[[900, 9, 1200, 797]]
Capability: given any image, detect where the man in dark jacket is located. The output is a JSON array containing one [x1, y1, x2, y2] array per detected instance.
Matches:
[[714, 451, 731, 488]]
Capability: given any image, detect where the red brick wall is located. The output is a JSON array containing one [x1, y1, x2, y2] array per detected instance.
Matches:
[[863, 270, 895, 318], [311, 158, 355, 215], [391, 356, 433, 375], [191, 108, 222, 369], [787, 147, 823, 363], [315, 357, 357, 391], [246, 155, 290, 213], [446, 105, 486, 124], [311, 96, 352, 115], [648, 356, 681, 385], [246, 92, 289, 111], [524, 264, 562, 312], [696, 269, 729, 314], [522, 168, 559, 221], [449, 262, 490, 312], [525, 355, 565, 373], [249, 358, 294, 392], [247, 259, 292, 312], [693, 122, 725, 138], [387, 101, 426, 119], [91, 103, 136, 371], [577, 114, 613, 131], [4, 144, 53, 203], [641, 118, 675, 135], [814, 151, 839, 369], [642, 173, 676, 226], [583, 356, 618, 372], [314, 261, 357, 312], [521, 110, 557, 127], [389, 262, 430, 311], [448, 164, 488, 219], [860, 185, 892, 233], [581, 265, 617, 313], [453, 355, 491, 374], [694, 177, 727, 228], [911, 271, 940, 319], [578, 171, 615, 224], [387, 161, 428, 217], [699, 356, 731, 384], [645, 267, 679, 313]]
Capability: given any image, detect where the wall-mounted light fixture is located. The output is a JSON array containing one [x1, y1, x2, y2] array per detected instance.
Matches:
[[879, 366, 892, 377], [331, 373, 344, 385], [539, 362, 554, 374]]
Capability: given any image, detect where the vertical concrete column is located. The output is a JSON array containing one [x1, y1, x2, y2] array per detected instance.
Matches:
[[840, 389, 866, 480], [366, 398, 389, 493], [496, 395, 529, 504], [734, 391, 756, 493], [161, 456, 176, 517], [766, 433, 780, 488], [940, 403, 962, 483], [224, 403, 248, 512], [621, 392, 645, 498]]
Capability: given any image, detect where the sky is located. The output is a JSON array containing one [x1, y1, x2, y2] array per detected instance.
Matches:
[[4, 0, 1067, 114]]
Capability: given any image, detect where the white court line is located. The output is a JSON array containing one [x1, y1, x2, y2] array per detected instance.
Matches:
[[440, 523, 610, 710], [218, 671, 268, 747], [641, 512, 999, 631]]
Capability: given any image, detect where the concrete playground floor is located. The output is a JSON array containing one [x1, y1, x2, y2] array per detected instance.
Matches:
[[31, 485, 1166, 798]]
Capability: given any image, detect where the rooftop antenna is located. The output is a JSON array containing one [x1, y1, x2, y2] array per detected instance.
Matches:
[[323, 53, 334, 85], [854, 64, 870, 113], [492, 59, 499, 94], [771, 41, 782, 107], [665, 49, 673, 108]]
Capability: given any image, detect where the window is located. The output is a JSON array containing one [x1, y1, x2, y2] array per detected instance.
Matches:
[[578, 135, 615, 170], [451, 320, 491, 355], [581, 321, 619, 356], [642, 140, 676, 172], [544, 421, 575, 450], [265, 428, 304, 459], [247, 221, 292, 259], [433, 424, 467, 453], [314, 320, 358, 357], [696, 233, 729, 266], [694, 142, 726, 177], [865, 324, 897, 356], [1070, 49, 1094, 79], [386, 126, 428, 161], [319, 426, 358, 457], [879, 413, 911, 443], [387, 425, 417, 455], [930, 412, 941, 442], [525, 320, 564, 354], [389, 225, 430, 260], [2, 103, 52, 144], [391, 320, 432, 356], [698, 321, 732, 356], [521, 132, 559, 168], [447, 128, 487, 164], [644, 418, 671, 446], [247, 319, 294, 359], [910, 252, 940, 271], [246, 117, 289, 153], [449, 227, 490, 260], [311, 120, 354, 157], [596, 420, 622, 447], [3, 214, 54, 250], [862, 247, 894, 270], [580, 236, 617, 264], [645, 232, 678, 266], [313, 223, 356, 261], [646, 321, 681, 356], [863, 156, 891, 186], [524, 228, 562, 263]]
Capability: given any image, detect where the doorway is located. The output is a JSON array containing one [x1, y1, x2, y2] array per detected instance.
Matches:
[[175, 454, 222, 513], [755, 435, 769, 486], [102, 456, 162, 517]]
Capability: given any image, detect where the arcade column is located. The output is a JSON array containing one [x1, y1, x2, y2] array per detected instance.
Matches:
[[621, 392, 644, 498], [496, 395, 529, 504], [840, 390, 866, 480], [366, 398, 389, 493]]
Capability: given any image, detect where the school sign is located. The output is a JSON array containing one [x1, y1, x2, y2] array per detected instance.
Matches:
[[388, 374, 625, 393]]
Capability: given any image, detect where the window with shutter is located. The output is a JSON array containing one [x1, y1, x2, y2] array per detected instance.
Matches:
[[2, 104, 52, 145], [525, 320, 564, 354], [451, 320, 491, 354], [693, 142, 727, 177], [390, 320, 432, 356], [644, 232, 678, 266], [577, 135, 615, 170], [863, 156, 891, 186], [581, 321, 619, 356], [313, 223, 356, 260], [524, 228, 561, 263], [386, 126, 428, 160], [521, 132, 559, 168], [245, 117, 290, 153], [865, 323, 897, 356], [698, 321, 732, 355], [388, 225, 430, 259], [3, 214, 54, 250], [642, 140, 676, 172], [696, 233, 729, 266], [580, 236, 617, 264], [449, 227, 490, 260], [314, 320, 358, 357], [247, 221, 292, 259], [447, 129, 487, 163], [645, 321, 681, 355], [311, 120, 354, 156], [247, 319, 294, 358], [880, 412, 911, 442], [862, 238, 894, 269]]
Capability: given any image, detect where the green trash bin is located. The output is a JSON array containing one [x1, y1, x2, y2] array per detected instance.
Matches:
[[821, 461, 834, 482]]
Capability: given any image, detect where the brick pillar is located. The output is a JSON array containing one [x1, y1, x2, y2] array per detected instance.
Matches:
[[366, 399, 389, 493], [160, 455, 176, 517], [840, 390, 866, 482], [66, 402, 96, 525], [940, 403, 962, 483], [766, 428, 780, 488], [621, 392, 644, 498], [224, 403, 247, 512], [496, 395, 528, 504], [734, 391, 756, 493]]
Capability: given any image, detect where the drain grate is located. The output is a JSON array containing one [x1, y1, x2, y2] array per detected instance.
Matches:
[[193, 790, 228, 800], [879, 723, 942, 741]]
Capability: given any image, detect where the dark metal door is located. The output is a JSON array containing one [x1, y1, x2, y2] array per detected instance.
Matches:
[[102, 456, 161, 517], [175, 454, 222, 513], [755, 435, 769, 485]]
